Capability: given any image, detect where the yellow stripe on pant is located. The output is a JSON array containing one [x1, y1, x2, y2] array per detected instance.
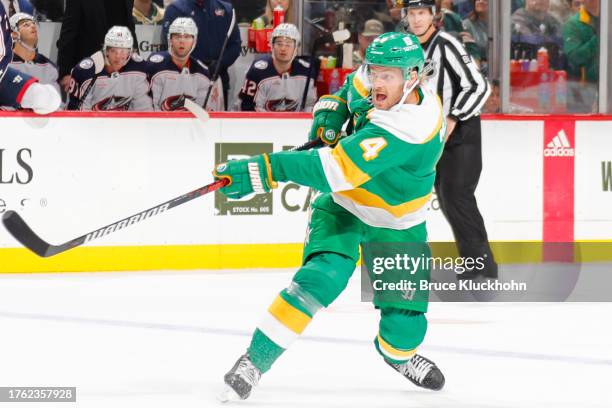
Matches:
[[257, 295, 312, 349], [377, 333, 417, 361]]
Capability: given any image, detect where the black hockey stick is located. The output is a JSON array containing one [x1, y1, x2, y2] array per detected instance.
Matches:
[[2, 138, 322, 258], [76, 51, 105, 110], [203, 8, 236, 110]]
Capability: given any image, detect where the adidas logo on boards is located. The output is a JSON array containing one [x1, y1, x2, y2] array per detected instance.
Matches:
[[544, 130, 575, 157]]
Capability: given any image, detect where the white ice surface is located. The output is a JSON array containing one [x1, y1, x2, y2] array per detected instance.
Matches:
[[0, 269, 610, 408]]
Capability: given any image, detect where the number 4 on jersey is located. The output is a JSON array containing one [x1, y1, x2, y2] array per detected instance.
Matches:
[[359, 137, 387, 161]]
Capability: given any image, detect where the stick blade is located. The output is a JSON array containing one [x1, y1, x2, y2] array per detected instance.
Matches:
[[332, 29, 351, 44], [2, 211, 52, 257], [184, 98, 210, 123]]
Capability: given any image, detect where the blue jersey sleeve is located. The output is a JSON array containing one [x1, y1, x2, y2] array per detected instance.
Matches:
[[66, 58, 96, 110], [1, 5, 13, 84]]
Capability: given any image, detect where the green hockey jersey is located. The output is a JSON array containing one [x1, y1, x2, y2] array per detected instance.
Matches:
[[269, 66, 446, 230]]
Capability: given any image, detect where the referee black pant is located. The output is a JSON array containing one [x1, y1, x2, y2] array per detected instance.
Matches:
[[434, 115, 498, 277]]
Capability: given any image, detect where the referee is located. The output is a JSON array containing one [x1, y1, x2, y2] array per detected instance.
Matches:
[[404, 0, 497, 279]]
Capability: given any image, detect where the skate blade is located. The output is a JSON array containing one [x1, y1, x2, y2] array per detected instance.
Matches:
[[217, 385, 242, 403]]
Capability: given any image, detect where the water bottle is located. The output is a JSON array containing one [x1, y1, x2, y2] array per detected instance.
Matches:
[[555, 71, 567, 112], [273, 5, 285, 28], [537, 47, 549, 72]]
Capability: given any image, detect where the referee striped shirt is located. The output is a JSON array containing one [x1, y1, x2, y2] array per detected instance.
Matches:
[[422, 30, 490, 121]]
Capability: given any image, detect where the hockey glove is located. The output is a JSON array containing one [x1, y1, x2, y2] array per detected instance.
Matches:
[[213, 154, 277, 200], [308, 95, 349, 146]]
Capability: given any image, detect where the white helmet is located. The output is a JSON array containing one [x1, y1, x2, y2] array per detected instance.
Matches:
[[167, 17, 198, 57], [271, 23, 301, 47], [104, 26, 133, 50], [9, 12, 35, 32], [9, 12, 37, 51], [103, 26, 133, 67]]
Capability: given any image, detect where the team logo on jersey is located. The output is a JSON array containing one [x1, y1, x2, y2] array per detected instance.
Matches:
[[462, 54, 472, 64], [216, 163, 227, 172], [265, 98, 299, 112], [93, 95, 133, 111], [214, 8, 225, 16], [79, 59, 94, 69], [254, 60, 268, 70], [149, 54, 164, 63], [161, 94, 195, 111]]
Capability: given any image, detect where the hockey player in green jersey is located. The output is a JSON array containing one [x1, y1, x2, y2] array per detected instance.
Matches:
[[213, 32, 447, 402]]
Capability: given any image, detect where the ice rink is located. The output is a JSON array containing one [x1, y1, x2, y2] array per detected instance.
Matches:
[[0, 268, 610, 408]]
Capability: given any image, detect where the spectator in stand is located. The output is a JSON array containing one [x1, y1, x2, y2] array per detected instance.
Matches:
[[384, 0, 407, 32], [257, 0, 295, 27], [569, 0, 584, 14], [56, 0, 137, 93], [163, 0, 241, 111], [436, 0, 481, 62], [239, 23, 316, 112], [563, 0, 599, 112], [148, 17, 223, 111], [67, 26, 152, 111], [512, 0, 525, 12], [8, 13, 59, 94], [352, 19, 384, 68], [453, 0, 474, 18], [549, 0, 581, 24], [1, 0, 34, 17], [511, 0, 564, 69], [437, 0, 465, 38], [133, 0, 164, 24], [462, 0, 488, 73]]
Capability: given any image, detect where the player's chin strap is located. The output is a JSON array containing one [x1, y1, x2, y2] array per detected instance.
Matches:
[[13, 33, 37, 52], [394, 60, 435, 109], [394, 71, 420, 109]]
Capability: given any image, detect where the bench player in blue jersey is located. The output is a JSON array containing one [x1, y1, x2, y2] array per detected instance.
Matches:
[[0, 4, 60, 113]]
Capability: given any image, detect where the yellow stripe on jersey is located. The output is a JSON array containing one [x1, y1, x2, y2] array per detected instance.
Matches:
[[321, 94, 347, 104], [352, 75, 369, 98], [331, 143, 371, 187], [377, 334, 417, 359], [268, 295, 312, 335], [421, 96, 445, 144], [337, 189, 431, 218]]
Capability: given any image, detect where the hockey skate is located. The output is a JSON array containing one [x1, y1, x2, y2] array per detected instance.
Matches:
[[218, 353, 261, 402], [386, 354, 445, 391]]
